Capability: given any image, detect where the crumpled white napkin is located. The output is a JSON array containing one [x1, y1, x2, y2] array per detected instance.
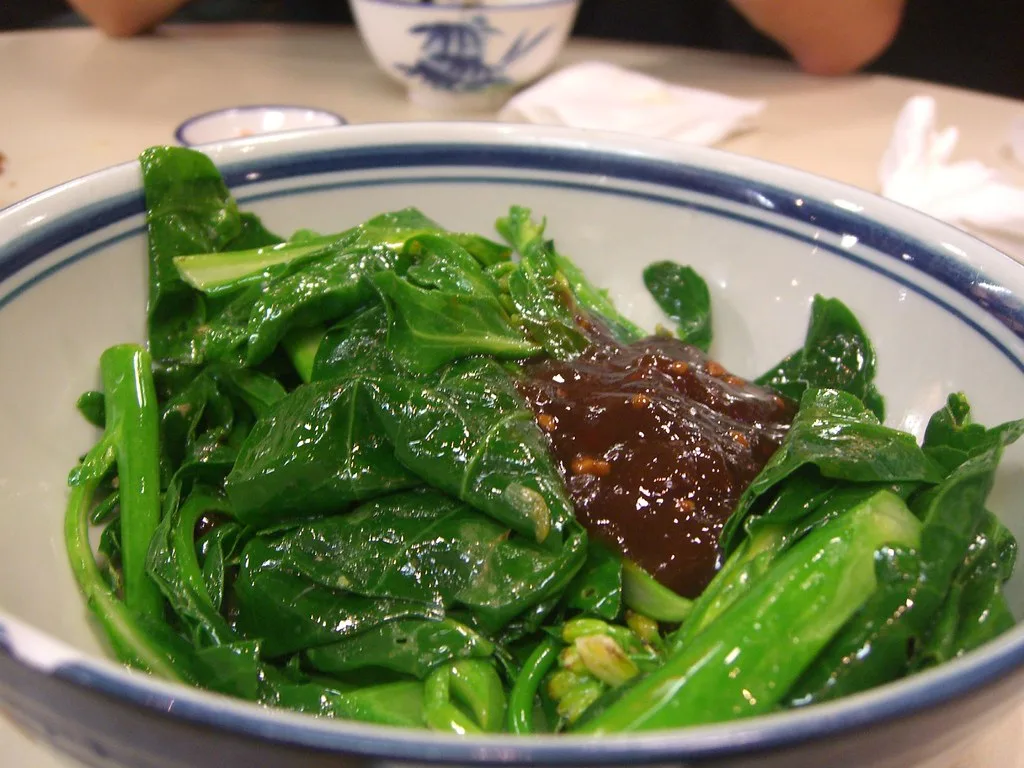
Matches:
[[879, 95, 1024, 240], [499, 61, 764, 146]]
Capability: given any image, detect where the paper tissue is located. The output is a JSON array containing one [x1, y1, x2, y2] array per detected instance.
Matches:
[[879, 95, 1024, 242], [499, 61, 764, 146]]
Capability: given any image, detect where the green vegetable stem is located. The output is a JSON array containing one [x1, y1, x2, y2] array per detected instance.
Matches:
[[577, 489, 922, 732], [66, 343, 189, 678], [507, 637, 561, 734], [425, 659, 507, 734], [785, 399, 1024, 705], [621, 560, 693, 623], [74, 345, 165, 620]]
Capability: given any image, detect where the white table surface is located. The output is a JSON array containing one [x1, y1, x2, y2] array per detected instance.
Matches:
[[1, 22, 1024, 768]]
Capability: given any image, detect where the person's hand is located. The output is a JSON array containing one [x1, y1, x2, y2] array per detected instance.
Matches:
[[67, 0, 191, 37], [728, 0, 906, 75]]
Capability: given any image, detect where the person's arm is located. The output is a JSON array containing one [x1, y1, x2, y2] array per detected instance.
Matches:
[[728, 0, 906, 75], [66, 0, 191, 37]]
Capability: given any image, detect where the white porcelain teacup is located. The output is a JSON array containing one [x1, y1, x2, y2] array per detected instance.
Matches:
[[349, 0, 582, 111]]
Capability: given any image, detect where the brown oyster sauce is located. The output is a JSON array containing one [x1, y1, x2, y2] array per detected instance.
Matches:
[[518, 335, 796, 598]]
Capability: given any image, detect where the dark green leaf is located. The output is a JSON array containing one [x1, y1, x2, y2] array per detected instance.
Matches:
[[363, 209, 510, 266], [785, 426, 1021, 706], [311, 304, 396, 382], [197, 521, 246, 612], [496, 206, 645, 344], [140, 146, 243, 363], [225, 377, 419, 528], [562, 543, 622, 622], [404, 234, 502, 296], [145, 485, 236, 646], [233, 534, 435, 657], [207, 365, 287, 420], [495, 598, 562, 650], [740, 467, 837, 539], [492, 209, 591, 358], [504, 242, 590, 360], [305, 618, 495, 679], [158, 368, 255, 489], [642, 261, 712, 351], [922, 392, 1024, 474], [269, 679, 427, 726], [363, 207, 442, 231], [268, 489, 581, 632], [449, 233, 513, 267], [720, 388, 944, 554], [244, 245, 409, 366], [373, 270, 539, 374], [368, 356, 578, 545], [915, 512, 1016, 668], [193, 640, 428, 727], [226, 212, 282, 251], [756, 296, 884, 419], [191, 640, 266, 700], [76, 390, 106, 428], [190, 284, 258, 365], [371, 236, 540, 375], [89, 486, 120, 526]]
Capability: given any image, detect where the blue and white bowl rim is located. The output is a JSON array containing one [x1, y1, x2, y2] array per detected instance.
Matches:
[[1, 121, 1023, 764]]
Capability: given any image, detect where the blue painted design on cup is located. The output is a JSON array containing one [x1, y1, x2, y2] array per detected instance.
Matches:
[[396, 15, 552, 92]]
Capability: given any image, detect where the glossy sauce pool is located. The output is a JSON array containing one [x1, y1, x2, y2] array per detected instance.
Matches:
[[518, 335, 796, 597]]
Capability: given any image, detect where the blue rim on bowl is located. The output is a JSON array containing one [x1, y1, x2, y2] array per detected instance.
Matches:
[[1, 122, 1023, 765], [174, 105, 347, 147]]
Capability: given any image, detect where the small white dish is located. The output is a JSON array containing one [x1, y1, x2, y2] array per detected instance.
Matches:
[[174, 105, 347, 146]]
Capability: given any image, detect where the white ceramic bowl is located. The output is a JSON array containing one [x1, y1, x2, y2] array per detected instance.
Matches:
[[175, 105, 347, 146], [349, 0, 581, 111], [1, 123, 1024, 768]]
